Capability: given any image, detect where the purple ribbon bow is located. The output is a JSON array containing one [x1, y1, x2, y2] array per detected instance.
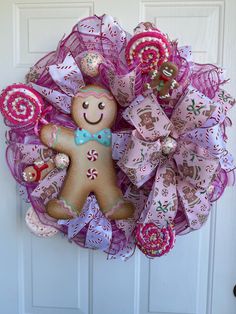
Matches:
[[119, 86, 232, 230]]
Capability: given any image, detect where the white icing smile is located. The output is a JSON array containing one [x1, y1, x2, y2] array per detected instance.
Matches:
[[162, 69, 172, 77]]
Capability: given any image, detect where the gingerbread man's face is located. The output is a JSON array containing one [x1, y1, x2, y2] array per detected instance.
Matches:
[[159, 62, 178, 79], [23, 166, 37, 182], [71, 85, 117, 132]]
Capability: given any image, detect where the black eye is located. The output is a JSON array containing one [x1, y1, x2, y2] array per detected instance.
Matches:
[[98, 102, 105, 110], [82, 101, 89, 109]]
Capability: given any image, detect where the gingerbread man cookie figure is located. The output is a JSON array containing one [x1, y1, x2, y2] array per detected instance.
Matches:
[[40, 85, 135, 220], [23, 158, 55, 182], [145, 62, 179, 101], [23, 153, 70, 182]]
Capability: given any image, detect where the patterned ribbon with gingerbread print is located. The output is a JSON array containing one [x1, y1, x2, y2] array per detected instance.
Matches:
[[119, 86, 234, 257]]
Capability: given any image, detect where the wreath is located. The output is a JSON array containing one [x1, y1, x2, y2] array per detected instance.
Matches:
[[0, 14, 235, 260]]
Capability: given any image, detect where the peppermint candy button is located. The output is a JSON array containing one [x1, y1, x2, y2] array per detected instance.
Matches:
[[87, 149, 98, 161], [86, 168, 98, 180]]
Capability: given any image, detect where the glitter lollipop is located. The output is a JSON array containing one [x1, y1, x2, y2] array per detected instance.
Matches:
[[0, 83, 44, 127], [125, 25, 171, 74], [135, 223, 175, 257]]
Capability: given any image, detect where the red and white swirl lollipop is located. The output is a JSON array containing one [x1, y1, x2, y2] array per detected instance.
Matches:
[[125, 26, 171, 74], [0, 83, 44, 127]]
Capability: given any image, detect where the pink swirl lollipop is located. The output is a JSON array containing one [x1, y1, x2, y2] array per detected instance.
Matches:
[[135, 222, 175, 257], [0, 83, 44, 127], [125, 29, 171, 74]]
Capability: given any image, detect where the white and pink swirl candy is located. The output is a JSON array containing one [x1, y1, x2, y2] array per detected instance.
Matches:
[[87, 149, 98, 161], [86, 168, 98, 180], [0, 83, 44, 126], [25, 207, 58, 238], [125, 26, 171, 74]]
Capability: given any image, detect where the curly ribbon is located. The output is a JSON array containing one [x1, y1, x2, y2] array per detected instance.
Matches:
[[119, 86, 231, 235]]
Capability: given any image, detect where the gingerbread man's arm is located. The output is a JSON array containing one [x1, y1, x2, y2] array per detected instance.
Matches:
[[170, 79, 179, 90], [40, 124, 74, 155], [144, 71, 160, 91]]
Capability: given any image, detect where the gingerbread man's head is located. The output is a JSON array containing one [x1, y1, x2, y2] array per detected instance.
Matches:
[[71, 85, 117, 132], [23, 166, 38, 182], [159, 62, 178, 79]]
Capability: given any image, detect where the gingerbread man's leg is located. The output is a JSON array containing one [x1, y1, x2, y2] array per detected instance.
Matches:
[[46, 166, 89, 219], [95, 185, 134, 220]]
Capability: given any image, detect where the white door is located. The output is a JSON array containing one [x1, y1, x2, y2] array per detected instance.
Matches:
[[0, 1, 236, 314]]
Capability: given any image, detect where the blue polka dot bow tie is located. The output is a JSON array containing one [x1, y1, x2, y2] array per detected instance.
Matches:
[[74, 128, 112, 147]]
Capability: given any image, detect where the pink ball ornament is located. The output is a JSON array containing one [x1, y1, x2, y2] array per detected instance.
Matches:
[[80, 51, 104, 77]]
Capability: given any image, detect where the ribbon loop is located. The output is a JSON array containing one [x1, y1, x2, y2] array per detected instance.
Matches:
[[101, 65, 138, 106], [49, 52, 85, 96], [123, 94, 174, 141], [177, 178, 211, 230], [171, 85, 220, 134], [59, 196, 112, 250], [118, 130, 161, 187], [174, 144, 219, 189], [140, 163, 178, 227], [31, 83, 71, 114]]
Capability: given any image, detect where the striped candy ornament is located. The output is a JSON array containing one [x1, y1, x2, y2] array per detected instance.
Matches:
[[87, 149, 98, 161], [0, 84, 43, 126], [135, 223, 175, 257], [86, 168, 98, 180], [125, 30, 171, 74]]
